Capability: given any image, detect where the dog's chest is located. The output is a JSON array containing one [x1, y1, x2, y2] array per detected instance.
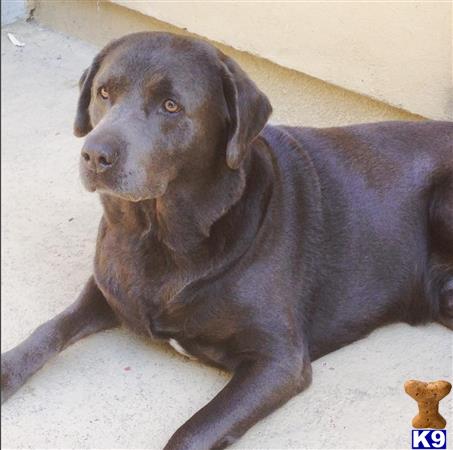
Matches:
[[95, 231, 221, 345], [93, 226, 240, 368], [95, 262, 188, 339], [96, 260, 229, 365], [94, 232, 186, 333]]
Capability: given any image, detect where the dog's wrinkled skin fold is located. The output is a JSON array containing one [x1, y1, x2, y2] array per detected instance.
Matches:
[[2, 32, 452, 450]]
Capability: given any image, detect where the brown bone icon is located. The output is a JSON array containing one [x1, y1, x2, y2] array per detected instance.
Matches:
[[404, 380, 452, 429]]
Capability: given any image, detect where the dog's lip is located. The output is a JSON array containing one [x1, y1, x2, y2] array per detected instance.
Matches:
[[80, 165, 167, 201], [80, 168, 101, 192], [81, 173, 153, 201], [85, 183, 97, 192], [107, 191, 153, 202]]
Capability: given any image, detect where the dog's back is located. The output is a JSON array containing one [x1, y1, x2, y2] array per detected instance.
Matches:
[[263, 121, 453, 358]]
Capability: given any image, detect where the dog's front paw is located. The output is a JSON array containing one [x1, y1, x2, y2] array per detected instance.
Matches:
[[164, 430, 199, 450], [1, 353, 22, 404], [164, 429, 235, 450]]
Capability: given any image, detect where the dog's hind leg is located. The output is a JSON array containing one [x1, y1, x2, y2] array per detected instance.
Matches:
[[1, 276, 119, 403], [439, 280, 453, 330], [429, 175, 453, 330]]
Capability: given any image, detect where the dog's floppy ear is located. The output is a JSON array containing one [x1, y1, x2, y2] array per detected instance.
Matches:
[[73, 38, 125, 138], [220, 54, 272, 169], [73, 56, 103, 138]]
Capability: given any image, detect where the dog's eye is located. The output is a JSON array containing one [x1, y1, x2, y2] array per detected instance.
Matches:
[[99, 87, 109, 100], [163, 99, 181, 113]]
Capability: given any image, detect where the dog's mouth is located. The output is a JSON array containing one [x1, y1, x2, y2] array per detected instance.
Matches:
[[79, 164, 167, 202], [79, 165, 101, 192], [82, 178, 152, 202]]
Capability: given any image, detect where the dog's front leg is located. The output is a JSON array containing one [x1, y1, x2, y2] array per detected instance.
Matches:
[[1, 276, 119, 403], [165, 355, 312, 450]]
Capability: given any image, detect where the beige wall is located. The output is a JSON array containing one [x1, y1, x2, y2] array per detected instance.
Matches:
[[115, 0, 453, 120], [32, 0, 423, 127]]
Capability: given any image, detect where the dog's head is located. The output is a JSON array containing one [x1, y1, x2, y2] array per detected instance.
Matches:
[[74, 32, 271, 202]]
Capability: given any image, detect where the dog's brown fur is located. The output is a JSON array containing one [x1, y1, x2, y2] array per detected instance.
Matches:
[[2, 32, 453, 450]]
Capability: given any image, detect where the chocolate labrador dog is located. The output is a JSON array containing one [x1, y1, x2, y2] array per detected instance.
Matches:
[[2, 31, 452, 450]]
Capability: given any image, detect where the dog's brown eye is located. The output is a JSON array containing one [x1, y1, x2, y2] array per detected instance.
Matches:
[[99, 87, 109, 100], [163, 99, 181, 113]]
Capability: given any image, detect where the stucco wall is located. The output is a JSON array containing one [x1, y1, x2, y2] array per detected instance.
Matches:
[[32, 0, 423, 127], [114, 1, 452, 121], [1, 0, 27, 25]]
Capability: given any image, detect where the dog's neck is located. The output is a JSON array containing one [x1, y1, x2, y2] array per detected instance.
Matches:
[[99, 142, 270, 259], [154, 161, 247, 255]]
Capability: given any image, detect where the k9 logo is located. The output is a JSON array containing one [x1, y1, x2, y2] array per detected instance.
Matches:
[[412, 430, 447, 449]]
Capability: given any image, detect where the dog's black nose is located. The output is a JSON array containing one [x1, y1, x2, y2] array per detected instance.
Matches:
[[81, 141, 118, 173]]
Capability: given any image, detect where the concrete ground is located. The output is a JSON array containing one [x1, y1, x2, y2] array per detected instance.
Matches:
[[1, 21, 452, 450]]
